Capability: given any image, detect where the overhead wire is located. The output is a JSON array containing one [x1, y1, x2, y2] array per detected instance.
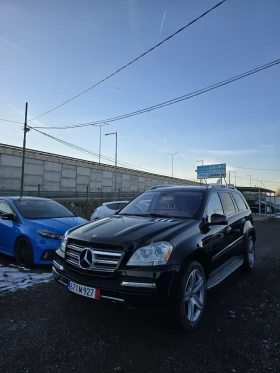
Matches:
[[0, 118, 23, 124], [30, 128, 280, 186], [32, 58, 280, 130], [30, 127, 195, 180], [27, 0, 227, 123]]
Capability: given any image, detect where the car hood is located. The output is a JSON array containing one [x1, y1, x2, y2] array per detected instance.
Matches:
[[27, 216, 88, 235], [69, 215, 196, 249]]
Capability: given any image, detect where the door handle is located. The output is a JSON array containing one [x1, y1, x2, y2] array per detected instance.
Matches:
[[226, 226, 232, 233]]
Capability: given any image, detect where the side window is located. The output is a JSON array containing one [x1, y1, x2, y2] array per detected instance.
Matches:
[[118, 203, 128, 209], [206, 192, 224, 217], [106, 203, 119, 211], [219, 192, 236, 216], [232, 193, 247, 212], [0, 201, 13, 215]]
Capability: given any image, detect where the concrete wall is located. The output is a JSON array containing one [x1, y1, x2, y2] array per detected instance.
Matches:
[[0, 144, 198, 193]]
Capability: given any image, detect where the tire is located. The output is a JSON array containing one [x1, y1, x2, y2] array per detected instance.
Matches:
[[242, 235, 255, 271], [170, 261, 207, 332], [14, 237, 34, 268]]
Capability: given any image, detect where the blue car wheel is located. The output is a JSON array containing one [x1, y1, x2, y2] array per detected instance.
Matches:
[[14, 237, 34, 268]]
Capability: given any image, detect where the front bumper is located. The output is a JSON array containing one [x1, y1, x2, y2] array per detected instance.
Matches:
[[52, 254, 179, 310]]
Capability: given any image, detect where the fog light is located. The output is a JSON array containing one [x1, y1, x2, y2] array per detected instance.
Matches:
[[121, 281, 157, 288]]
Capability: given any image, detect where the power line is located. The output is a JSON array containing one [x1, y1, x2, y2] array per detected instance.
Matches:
[[0, 118, 23, 124], [31, 127, 196, 180], [32, 58, 280, 130], [29, 128, 280, 186], [27, 0, 227, 123], [232, 165, 280, 172]]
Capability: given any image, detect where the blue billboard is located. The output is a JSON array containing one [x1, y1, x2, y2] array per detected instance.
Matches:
[[197, 163, 226, 179]]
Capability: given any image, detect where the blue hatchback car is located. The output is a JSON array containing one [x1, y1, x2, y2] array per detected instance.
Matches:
[[0, 197, 87, 266]]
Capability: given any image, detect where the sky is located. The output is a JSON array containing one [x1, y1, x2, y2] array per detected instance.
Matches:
[[0, 0, 279, 191]]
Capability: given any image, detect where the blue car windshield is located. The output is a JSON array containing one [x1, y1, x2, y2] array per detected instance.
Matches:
[[14, 199, 75, 220]]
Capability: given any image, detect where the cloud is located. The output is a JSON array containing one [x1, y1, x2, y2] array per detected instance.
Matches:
[[189, 149, 257, 156], [0, 36, 28, 55], [128, 0, 138, 33], [160, 10, 166, 35], [8, 105, 47, 128]]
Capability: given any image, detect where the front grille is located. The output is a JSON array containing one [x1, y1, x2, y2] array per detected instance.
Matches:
[[65, 243, 123, 275], [62, 266, 157, 293]]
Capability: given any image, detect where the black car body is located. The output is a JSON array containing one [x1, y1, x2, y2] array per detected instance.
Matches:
[[53, 185, 256, 331]]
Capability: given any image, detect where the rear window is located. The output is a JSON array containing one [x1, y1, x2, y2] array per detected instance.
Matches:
[[106, 203, 120, 211], [232, 193, 248, 211], [14, 199, 75, 220]]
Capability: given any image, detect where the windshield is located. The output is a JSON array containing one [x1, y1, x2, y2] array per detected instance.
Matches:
[[14, 199, 75, 220], [119, 190, 203, 218]]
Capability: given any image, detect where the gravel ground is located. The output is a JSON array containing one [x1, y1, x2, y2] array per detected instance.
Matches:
[[0, 220, 279, 373]]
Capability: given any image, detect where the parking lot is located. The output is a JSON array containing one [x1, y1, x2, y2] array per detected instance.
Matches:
[[0, 219, 279, 373]]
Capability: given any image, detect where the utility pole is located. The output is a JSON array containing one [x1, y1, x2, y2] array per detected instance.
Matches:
[[105, 132, 118, 197], [95, 123, 108, 164], [167, 152, 177, 178], [20, 103, 30, 198], [247, 175, 251, 188]]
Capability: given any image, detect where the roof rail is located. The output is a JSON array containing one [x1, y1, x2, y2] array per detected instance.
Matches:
[[207, 184, 236, 190]]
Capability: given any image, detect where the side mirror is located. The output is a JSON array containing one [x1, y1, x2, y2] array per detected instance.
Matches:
[[210, 213, 228, 226], [1, 213, 15, 221]]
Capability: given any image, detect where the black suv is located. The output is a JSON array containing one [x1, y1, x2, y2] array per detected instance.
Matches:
[[53, 185, 255, 331]]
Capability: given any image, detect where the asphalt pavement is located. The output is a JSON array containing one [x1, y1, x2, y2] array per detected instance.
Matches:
[[0, 220, 279, 373]]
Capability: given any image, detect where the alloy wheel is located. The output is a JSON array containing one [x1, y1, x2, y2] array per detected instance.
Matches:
[[184, 269, 205, 322]]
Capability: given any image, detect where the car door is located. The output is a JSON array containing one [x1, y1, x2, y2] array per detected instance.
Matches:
[[0, 200, 21, 255], [201, 191, 228, 271], [216, 192, 240, 263], [231, 192, 249, 256]]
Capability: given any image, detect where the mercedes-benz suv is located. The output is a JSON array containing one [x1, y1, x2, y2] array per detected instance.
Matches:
[[52, 184, 256, 331]]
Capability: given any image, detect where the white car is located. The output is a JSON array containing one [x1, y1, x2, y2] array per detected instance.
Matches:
[[90, 201, 129, 220]]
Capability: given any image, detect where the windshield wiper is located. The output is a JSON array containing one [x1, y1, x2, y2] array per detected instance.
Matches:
[[148, 213, 172, 218], [118, 213, 150, 217]]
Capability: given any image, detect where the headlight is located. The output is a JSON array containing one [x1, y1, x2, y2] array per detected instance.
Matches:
[[126, 242, 173, 266], [37, 229, 63, 240], [60, 230, 69, 252]]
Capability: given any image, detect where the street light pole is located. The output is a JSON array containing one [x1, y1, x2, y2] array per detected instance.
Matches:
[[20, 102, 30, 198], [94, 123, 108, 164], [229, 171, 236, 186], [247, 175, 251, 188], [195, 160, 204, 185], [105, 132, 118, 196], [167, 152, 177, 178]]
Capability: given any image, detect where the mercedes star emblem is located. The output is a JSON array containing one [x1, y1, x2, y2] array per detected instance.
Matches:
[[79, 248, 93, 269]]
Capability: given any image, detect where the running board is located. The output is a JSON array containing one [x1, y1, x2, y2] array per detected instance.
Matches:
[[207, 256, 244, 289]]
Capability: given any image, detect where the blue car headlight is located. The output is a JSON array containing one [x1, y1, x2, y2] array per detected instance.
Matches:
[[37, 229, 63, 240]]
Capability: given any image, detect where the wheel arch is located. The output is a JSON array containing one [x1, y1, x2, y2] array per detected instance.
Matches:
[[182, 249, 211, 278], [13, 235, 32, 255]]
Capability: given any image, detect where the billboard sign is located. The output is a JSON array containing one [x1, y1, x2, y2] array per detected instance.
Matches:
[[197, 163, 226, 179]]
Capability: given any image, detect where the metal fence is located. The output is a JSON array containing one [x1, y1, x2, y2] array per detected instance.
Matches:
[[0, 188, 143, 200]]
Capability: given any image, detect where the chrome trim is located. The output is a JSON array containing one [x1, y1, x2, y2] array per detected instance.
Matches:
[[101, 295, 125, 303], [65, 243, 122, 273], [67, 251, 79, 259], [53, 260, 64, 271], [121, 281, 157, 288], [65, 258, 115, 272], [58, 279, 67, 286], [213, 235, 244, 260]]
